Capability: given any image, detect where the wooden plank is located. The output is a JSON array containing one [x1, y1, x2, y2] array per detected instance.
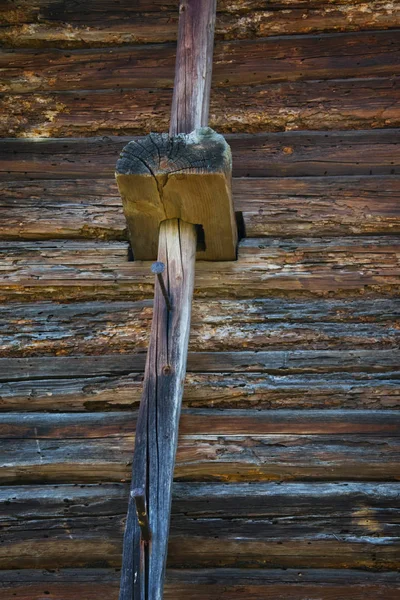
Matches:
[[1, 176, 399, 240], [1, 569, 400, 600], [4, 78, 399, 138], [1, 130, 399, 180], [1, 30, 399, 93], [1, 1, 399, 47], [1, 367, 398, 412], [0, 483, 398, 570], [0, 299, 399, 357], [0, 236, 399, 301]]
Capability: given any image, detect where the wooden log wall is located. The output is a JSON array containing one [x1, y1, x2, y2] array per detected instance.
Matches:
[[0, 0, 399, 597]]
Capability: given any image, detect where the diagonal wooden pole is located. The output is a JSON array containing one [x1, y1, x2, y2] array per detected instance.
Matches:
[[118, 2, 217, 600]]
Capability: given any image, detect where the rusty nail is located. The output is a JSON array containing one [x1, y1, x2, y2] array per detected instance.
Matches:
[[151, 261, 172, 311]]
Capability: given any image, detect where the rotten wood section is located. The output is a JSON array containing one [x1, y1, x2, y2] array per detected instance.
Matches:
[[1, 30, 399, 93], [1, 0, 399, 47], [0, 482, 399, 570], [0, 298, 399, 357], [116, 129, 236, 260], [1, 130, 399, 180], [4, 77, 399, 138], [1, 176, 399, 240], [0, 236, 399, 302]]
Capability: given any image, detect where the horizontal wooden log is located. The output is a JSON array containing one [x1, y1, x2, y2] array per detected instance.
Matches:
[[1, 1, 399, 47], [1, 409, 399, 438], [1, 298, 399, 357], [1, 130, 399, 180], [1, 368, 398, 412], [1, 568, 400, 600], [1, 176, 399, 240], [2, 350, 398, 380], [0, 236, 399, 301], [3, 78, 399, 137], [0, 483, 399, 569], [0, 410, 399, 482], [1, 30, 399, 93]]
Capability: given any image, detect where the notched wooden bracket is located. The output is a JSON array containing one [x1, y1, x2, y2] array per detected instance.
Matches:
[[115, 127, 237, 261]]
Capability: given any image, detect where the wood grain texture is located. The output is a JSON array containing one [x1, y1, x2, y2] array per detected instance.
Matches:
[[0, 236, 399, 302], [169, 0, 216, 134], [116, 129, 236, 260], [4, 78, 399, 138], [0, 298, 399, 357], [1, 1, 399, 47], [1, 409, 399, 438], [1, 369, 398, 412], [2, 130, 399, 180], [0, 413, 399, 483], [118, 219, 196, 600], [1, 568, 400, 600], [0, 483, 398, 570], [1, 30, 399, 93], [1, 177, 399, 240]]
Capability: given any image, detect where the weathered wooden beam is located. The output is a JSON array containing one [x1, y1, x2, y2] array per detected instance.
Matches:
[[1, 130, 399, 180], [118, 219, 196, 600], [1, 298, 399, 358], [1, 568, 400, 600], [2, 176, 400, 241], [1, 1, 399, 48], [1, 30, 399, 93], [116, 128, 236, 260], [1, 369, 398, 412], [0, 236, 399, 302], [0, 483, 399, 571], [4, 77, 399, 138]]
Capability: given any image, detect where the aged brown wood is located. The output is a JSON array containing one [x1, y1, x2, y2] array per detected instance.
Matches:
[[0, 236, 399, 302], [1, 369, 398, 412], [1, 569, 400, 600], [1, 30, 399, 93], [0, 298, 398, 358], [1, 1, 399, 47], [2, 176, 399, 240], [1, 432, 399, 484], [0, 483, 399, 571], [4, 77, 399, 138], [1, 410, 400, 438], [170, 0, 216, 134], [1, 130, 399, 180], [118, 219, 196, 600], [116, 129, 236, 260]]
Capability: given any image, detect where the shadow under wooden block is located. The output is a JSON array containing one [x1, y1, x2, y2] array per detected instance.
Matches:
[[115, 127, 237, 261]]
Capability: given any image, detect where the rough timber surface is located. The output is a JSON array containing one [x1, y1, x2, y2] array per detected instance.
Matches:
[[1, 0, 399, 47], [0, 483, 399, 571], [2, 130, 399, 180], [4, 78, 399, 138], [0, 569, 400, 600], [1, 30, 399, 93], [0, 236, 399, 302], [1, 176, 399, 240], [0, 299, 399, 357]]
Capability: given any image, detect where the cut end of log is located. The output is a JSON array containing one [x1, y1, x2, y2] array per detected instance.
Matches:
[[115, 128, 237, 261]]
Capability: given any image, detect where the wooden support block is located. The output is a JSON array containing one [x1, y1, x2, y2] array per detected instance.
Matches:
[[115, 127, 237, 261]]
